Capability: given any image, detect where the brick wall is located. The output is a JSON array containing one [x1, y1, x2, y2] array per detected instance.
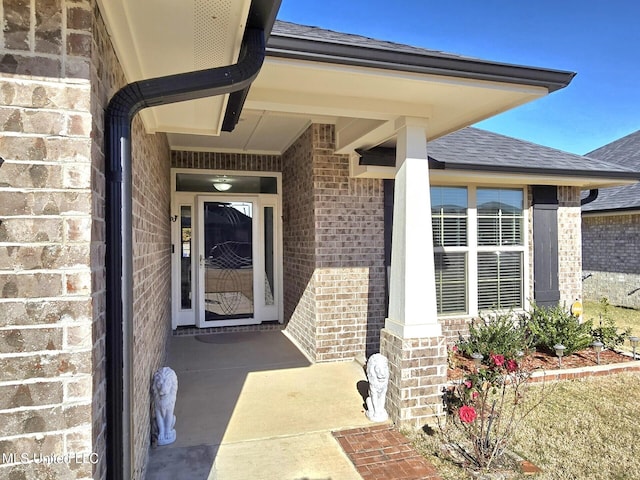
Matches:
[[0, 2, 171, 479], [282, 125, 386, 362], [0, 0, 95, 478], [282, 127, 318, 359], [380, 329, 447, 428], [558, 186, 582, 307], [171, 151, 281, 171], [582, 213, 640, 308], [312, 125, 386, 361]]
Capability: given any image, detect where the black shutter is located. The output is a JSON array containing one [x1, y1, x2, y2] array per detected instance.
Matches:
[[532, 186, 560, 307]]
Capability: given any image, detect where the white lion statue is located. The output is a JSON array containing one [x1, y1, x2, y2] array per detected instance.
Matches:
[[152, 366, 178, 446], [365, 353, 389, 422]]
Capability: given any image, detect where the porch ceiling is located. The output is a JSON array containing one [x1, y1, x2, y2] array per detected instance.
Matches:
[[96, 0, 253, 136], [167, 56, 548, 154]]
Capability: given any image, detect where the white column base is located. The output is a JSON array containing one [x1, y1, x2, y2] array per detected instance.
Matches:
[[384, 317, 442, 339]]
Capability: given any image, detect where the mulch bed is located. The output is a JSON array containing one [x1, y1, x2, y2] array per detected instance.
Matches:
[[448, 348, 635, 381]]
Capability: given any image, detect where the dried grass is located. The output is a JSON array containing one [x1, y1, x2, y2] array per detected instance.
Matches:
[[411, 373, 640, 479]]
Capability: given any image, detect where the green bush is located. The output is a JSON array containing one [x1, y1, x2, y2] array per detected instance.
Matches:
[[457, 311, 532, 360], [590, 297, 630, 349], [527, 303, 593, 355]]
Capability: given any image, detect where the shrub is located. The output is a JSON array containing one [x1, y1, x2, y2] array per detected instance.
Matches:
[[457, 311, 532, 361], [442, 351, 548, 471], [527, 303, 593, 355], [590, 297, 630, 349]]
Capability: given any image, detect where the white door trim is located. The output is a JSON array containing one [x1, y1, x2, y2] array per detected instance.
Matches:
[[170, 169, 282, 329]]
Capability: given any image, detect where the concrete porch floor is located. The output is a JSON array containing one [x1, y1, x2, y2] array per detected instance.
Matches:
[[145, 331, 375, 480]]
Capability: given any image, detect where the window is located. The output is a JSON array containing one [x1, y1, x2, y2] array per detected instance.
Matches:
[[431, 186, 525, 315], [431, 187, 468, 314]]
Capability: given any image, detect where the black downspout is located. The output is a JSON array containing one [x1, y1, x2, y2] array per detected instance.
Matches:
[[104, 28, 265, 480], [581, 189, 599, 206]]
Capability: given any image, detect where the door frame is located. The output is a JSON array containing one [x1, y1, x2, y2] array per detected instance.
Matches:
[[170, 168, 283, 329]]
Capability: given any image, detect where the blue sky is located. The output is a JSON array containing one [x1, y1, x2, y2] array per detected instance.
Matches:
[[277, 0, 639, 155]]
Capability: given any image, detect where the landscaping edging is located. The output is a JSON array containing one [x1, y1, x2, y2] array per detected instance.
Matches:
[[527, 358, 640, 383]]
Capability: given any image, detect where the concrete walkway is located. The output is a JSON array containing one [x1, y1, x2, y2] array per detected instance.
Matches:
[[146, 331, 375, 480]]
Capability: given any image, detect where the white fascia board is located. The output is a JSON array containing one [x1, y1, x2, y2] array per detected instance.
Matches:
[[348, 165, 639, 188]]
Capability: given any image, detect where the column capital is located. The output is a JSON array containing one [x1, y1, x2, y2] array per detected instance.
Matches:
[[394, 116, 430, 131]]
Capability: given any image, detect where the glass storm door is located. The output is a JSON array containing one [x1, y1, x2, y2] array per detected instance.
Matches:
[[196, 196, 277, 327]]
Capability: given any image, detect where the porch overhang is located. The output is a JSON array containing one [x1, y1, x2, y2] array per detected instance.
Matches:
[[141, 20, 577, 156]]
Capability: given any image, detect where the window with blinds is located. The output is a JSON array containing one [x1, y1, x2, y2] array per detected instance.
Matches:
[[431, 187, 468, 314], [477, 188, 524, 246], [431, 187, 468, 247], [435, 252, 467, 314], [430, 186, 525, 315], [478, 251, 523, 310], [477, 188, 524, 310]]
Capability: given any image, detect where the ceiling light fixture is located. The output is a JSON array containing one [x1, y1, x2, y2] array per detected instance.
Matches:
[[213, 180, 232, 191]]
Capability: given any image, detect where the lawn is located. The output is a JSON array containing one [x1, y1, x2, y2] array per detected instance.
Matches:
[[583, 299, 640, 352], [411, 372, 640, 480]]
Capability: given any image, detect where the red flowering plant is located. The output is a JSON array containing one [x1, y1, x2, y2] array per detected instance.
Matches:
[[442, 349, 548, 471]]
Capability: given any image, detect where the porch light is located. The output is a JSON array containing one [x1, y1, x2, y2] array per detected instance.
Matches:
[[553, 344, 566, 368], [592, 341, 604, 365], [213, 181, 232, 191], [630, 336, 639, 360], [471, 352, 484, 370]]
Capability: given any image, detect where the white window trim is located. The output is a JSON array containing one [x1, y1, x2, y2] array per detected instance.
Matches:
[[433, 184, 530, 318]]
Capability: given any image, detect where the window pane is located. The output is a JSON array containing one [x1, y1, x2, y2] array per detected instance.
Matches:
[[477, 188, 524, 246], [180, 206, 192, 310], [431, 187, 467, 247], [431, 187, 467, 214], [477, 251, 523, 310], [264, 207, 275, 306], [434, 252, 467, 314], [477, 188, 523, 215]]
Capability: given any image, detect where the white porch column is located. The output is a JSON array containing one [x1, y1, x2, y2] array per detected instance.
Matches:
[[386, 118, 441, 338]]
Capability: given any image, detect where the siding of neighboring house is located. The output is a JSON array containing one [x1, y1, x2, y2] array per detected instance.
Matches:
[[0, 2, 172, 479], [582, 213, 640, 309]]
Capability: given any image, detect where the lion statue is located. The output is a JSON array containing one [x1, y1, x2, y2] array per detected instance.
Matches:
[[152, 367, 178, 446], [365, 353, 389, 422]]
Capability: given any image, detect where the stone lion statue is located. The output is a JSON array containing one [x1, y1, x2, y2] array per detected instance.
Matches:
[[365, 353, 389, 422], [152, 366, 178, 446]]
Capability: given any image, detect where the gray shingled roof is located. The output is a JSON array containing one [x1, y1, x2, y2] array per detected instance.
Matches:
[[268, 21, 575, 93], [271, 20, 471, 60], [581, 130, 640, 212], [427, 127, 639, 179]]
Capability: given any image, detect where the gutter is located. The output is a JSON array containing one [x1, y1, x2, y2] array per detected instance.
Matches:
[[267, 31, 576, 93], [580, 189, 599, 206], [357, 148, 639, 181], [104, 25, 268, 480]]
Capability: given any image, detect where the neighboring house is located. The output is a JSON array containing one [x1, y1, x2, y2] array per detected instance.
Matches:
[[1, 1, 638, 479], [582, 130, 640, 308]]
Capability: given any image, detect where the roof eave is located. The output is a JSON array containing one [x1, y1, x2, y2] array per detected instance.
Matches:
[[582, 207, 640, 216], [266, 34, 576, 93]]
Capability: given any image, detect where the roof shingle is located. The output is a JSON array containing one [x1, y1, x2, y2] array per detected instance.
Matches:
[[581, 130, 640, 212]]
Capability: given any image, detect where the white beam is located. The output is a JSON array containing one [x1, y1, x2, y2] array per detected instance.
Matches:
[[246, 87, 432, 121], [386, 118, 441, 338]]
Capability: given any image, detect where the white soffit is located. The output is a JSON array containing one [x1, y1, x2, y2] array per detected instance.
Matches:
[[96, 0, 252, 136]]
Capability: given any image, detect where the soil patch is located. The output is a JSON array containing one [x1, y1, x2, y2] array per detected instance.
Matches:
[[448, 349, 634, 381]]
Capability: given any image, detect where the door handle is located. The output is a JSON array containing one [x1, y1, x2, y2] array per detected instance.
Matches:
[[200, 255, 205, 267]]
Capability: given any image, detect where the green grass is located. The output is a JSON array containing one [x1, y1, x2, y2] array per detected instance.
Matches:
[[411, 373, 640, 480], [583, 300, 640, 352]]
